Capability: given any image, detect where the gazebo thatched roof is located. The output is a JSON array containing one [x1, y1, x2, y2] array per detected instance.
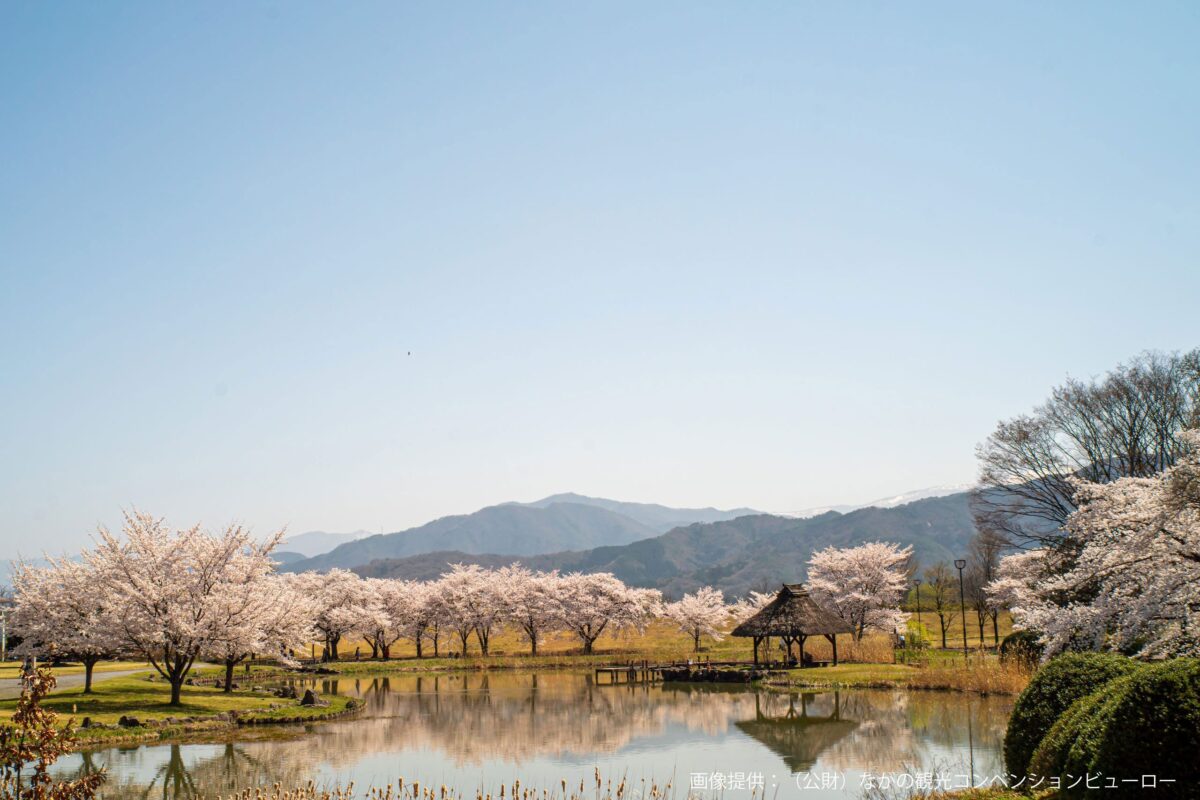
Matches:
[[731, 583, 854, 638]]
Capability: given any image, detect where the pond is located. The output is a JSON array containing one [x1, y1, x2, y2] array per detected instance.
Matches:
[[55, 672, 1012, 799]]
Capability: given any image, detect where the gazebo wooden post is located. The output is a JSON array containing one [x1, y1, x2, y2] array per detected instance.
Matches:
[[825, 633, 839, 666], [798, 634, 806, 667]]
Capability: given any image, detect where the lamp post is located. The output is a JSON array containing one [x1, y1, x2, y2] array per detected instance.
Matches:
[[912, 579, 923, 630], [954, 559, 968, 663]]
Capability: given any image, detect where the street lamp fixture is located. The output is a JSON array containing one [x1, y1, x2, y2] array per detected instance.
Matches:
[[954, 559, 968, 663]]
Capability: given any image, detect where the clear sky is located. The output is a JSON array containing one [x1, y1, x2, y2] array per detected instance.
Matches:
[[2, 2, 1198, 559]]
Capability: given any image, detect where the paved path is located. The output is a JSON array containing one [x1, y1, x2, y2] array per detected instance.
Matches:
[[0, 668, 146, 700]]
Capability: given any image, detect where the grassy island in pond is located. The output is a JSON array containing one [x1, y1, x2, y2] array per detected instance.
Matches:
[[0, 671, 357, 746]]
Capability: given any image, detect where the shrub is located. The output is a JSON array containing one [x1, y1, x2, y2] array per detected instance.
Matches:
[[1003, 652, 1141, 779], [998, 629, 1043, 665], [1053, 658, 1200, 798], [1027, 672, 1136, 779], [905, 619, 931, 649]]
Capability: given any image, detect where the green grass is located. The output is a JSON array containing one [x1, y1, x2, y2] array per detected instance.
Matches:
[[907, 609, 1016, 650], [0, 671, 355, 744], [190, 662, 296, 680], [775, 651, 1032, 695], [778, 663, 918, 687], [2, 675, 282, 724]]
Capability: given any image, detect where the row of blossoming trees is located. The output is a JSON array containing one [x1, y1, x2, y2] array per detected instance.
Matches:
[[10, 509, 917, 706]]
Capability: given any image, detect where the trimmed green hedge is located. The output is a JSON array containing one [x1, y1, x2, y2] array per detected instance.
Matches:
[[1003, 652, 1142, 779], [1027, 672, 1136, 780], [1069, 659, 1199, 797]]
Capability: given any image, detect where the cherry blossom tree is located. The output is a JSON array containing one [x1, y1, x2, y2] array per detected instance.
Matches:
[[730, 590, 775, 624], [205, 573, 314, 692], [556, 572, 661, 654], [358, 578, 416, 660], [991, 429, 1200, 658], [664, 587, 727, 652], [497, 566, 560, 656], [428, 571, 472, 655], [86, 510, 283, 705], [404, 580, 441, 658], [10, 558, 121, 693], [807, 542, 911, 640], [984, 548, 1049, 626], [434, 564, 506, 655], [356, 580, 388, 660], [290, 568, 365, 661]]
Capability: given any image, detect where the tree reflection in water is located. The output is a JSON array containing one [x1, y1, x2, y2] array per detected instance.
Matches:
[[55, 672, 1011, 799]]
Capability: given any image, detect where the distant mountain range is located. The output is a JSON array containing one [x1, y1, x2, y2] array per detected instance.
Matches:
[[513, 493, 760, 530], [279, 530, 371, 558], [781, 484, 971, 518], [353, 492, 978, 598], [282, 495, 761, 573]]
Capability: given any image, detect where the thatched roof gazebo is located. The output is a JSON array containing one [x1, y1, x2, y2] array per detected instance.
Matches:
[[731, 583, 854, 666]]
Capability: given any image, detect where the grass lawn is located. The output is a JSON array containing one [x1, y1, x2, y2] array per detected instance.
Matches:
[[778, 651, 1031, 694], [914, 610, 1016, 650], [190, 662, 297, 680], [0, 672, 356, 744], [778, 662, 918, 687], [1, 675, 279, 725]]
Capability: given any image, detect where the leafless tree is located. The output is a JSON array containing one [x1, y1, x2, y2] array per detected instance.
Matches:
[[923, 562, 958, 649], [968, 528, 1005, 644], [972, 349, 1200, 549], [966, 566, 991, 649]]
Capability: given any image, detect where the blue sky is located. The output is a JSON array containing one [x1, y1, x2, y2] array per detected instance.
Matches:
[[2, 2, 1197, 558]]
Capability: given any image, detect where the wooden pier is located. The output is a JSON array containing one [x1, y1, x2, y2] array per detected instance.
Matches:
[[594, 659, 780, 685], [594, 660, 661, 685]]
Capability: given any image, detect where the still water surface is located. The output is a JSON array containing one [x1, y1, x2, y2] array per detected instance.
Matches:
[[55, 672, 1012, 799]]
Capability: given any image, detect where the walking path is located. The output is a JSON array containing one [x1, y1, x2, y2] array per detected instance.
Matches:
[[0, 668, 146, 700]]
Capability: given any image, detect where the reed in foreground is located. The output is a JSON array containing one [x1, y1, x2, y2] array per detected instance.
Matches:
[[219, 769, 779, 800]]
